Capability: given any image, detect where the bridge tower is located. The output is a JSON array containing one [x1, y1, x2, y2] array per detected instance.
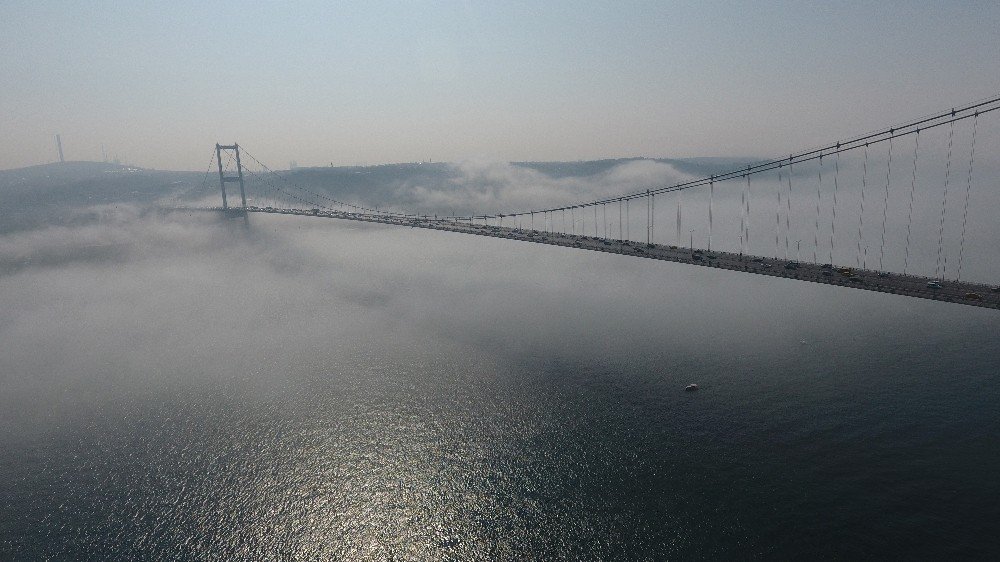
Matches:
[[215, 143, 247, 210]]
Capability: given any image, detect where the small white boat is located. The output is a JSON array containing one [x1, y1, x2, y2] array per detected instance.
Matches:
[[685, 383, 699, 392]]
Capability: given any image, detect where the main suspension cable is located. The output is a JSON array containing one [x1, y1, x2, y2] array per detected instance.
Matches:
[[439, 96, 1000, 222]]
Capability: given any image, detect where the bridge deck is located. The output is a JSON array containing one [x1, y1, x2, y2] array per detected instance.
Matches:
[[198, 206, 1000, 310]]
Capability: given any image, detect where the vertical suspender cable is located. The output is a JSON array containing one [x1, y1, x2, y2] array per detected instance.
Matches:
[[936, 121, 955, 279], [626, 199, 630, 241], [785, 157, 793, 261], [903, 132, 920, 275], [619, 199, 623, 241], [957, 113, 979, 282], [775, 169, 782, 259], [878, 136, 894, 271], [740, 176, 747, 255], [708, 177, 714, 252], [814, 155, 823, 264], [830, 150, 841, 265], [857, 144, 870, 268], [745, 169, 752, 256], [676, 196, 682, 247], [708, 176, 714, 252], [648, 192, 651, 244]]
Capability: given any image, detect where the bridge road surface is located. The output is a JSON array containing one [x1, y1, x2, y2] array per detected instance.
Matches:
[[191, 206, 1000, 311]]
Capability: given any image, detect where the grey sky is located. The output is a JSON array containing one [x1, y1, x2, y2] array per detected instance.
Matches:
[[2, 1, 998, 170]]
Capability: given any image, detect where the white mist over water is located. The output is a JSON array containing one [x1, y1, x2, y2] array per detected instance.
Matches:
[[2, 206, 999, 558]]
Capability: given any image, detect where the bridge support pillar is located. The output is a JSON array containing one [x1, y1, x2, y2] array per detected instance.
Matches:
[[216, 143, 247, 211]]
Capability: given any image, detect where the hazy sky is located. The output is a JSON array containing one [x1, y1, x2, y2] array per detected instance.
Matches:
[[2, 1, 998, 170]]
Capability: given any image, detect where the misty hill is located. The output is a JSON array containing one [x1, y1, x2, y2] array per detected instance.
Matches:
[[1, 161, 139, 186], [0, 161, 204, 198], [0, 162, 203, 234]]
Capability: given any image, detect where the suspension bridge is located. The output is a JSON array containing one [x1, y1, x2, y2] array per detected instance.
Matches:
[[187, 96, 1000, 310]]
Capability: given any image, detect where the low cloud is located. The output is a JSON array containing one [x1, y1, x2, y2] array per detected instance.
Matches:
[[393, 159, 693, 216]]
